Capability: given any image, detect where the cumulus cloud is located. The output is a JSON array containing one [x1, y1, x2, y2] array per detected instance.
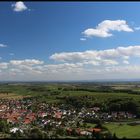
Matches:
[[122, 56, 129, 60], [0, 63, 8, 69], [1, 44, 140, 81], [50, 45, 140, 64], [101, 60, 119, 65], [82, 20, 133, 38], [134, 26, 140, 30], [0, 59, 45, 78], [80, 38, 86, 41], [0, 57, 140, 81], [0, 59, 85, 80], [0, 44, 7, 48], [12, 1, 28, 12], [10, 59, 44, 66], [123, 60, 129, 64]]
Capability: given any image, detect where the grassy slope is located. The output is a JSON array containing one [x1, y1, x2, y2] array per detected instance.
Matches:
[[1, 84, 140, 102], [105, 123, 140, 138], [59, 91, 140, 102]]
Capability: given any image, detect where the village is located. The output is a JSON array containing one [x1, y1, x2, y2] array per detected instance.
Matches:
[[0, 96, 137, 139]]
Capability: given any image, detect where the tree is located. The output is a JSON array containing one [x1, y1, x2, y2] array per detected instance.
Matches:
[[29, 128, 44, 139], [0, 120, 9, 133], [56, 128, 65, 136], [11, 130, 23, 139], [76, 121, 80, 127], [113, 133, 118, 139], [71, 128, 77, 136]]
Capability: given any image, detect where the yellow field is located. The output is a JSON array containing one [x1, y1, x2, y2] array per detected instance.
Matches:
[[0, 93, 30, 99]]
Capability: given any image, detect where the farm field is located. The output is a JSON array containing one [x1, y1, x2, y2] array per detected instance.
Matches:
[[0, 93, 30, 99], [85, 122, 140, 139], [1, 82, 140, 102], [105, 122, 140, 139]]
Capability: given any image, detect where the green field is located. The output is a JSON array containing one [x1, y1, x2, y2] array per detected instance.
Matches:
[[86, 122, 140, 138], [85, 122, 140, 138], [105, 122, 140, 139], [1, 83, 140, 104], [60, 90, 140, 100]]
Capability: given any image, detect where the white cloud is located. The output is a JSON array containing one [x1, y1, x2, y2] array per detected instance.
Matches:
[[12, 1, 28, 12], [83, 60, 100, 66], [101, 60, 119, 65], [134, 26, 140, 30], [0, 59, 45, 78], [117, 46, 140, 56], [0, 57, 140, 81], [10, 59, 44, 66], [0, 44, 7, 48], [82, 20, 133, 38], [1, 44, 140, 81], [122, 56, 129, 60], [50, 45, 140, 64], [80, 38, 86, 41], [0, 63, 8, 69], [123, 60, 129, 64]]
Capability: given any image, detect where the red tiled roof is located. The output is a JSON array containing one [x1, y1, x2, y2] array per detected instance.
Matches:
[[54, 111, 62, 119], [24, 118, 31, 124], [66, 128, 72, 132], [88, 128, 101, 133]]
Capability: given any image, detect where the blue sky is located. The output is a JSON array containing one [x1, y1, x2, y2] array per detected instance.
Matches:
[[1, 2, 140, 81]]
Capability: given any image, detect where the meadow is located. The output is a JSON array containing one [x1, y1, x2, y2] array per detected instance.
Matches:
[[105, 122, 140, 139]]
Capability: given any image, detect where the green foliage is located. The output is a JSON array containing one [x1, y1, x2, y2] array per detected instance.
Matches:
[[107, 98, 140, 115], [113, 133, 118, 139], [11, 130, 23, 139], [29, 127, 45, 139], [0, 120, 9, 133], [56, 128, 65, 136]]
